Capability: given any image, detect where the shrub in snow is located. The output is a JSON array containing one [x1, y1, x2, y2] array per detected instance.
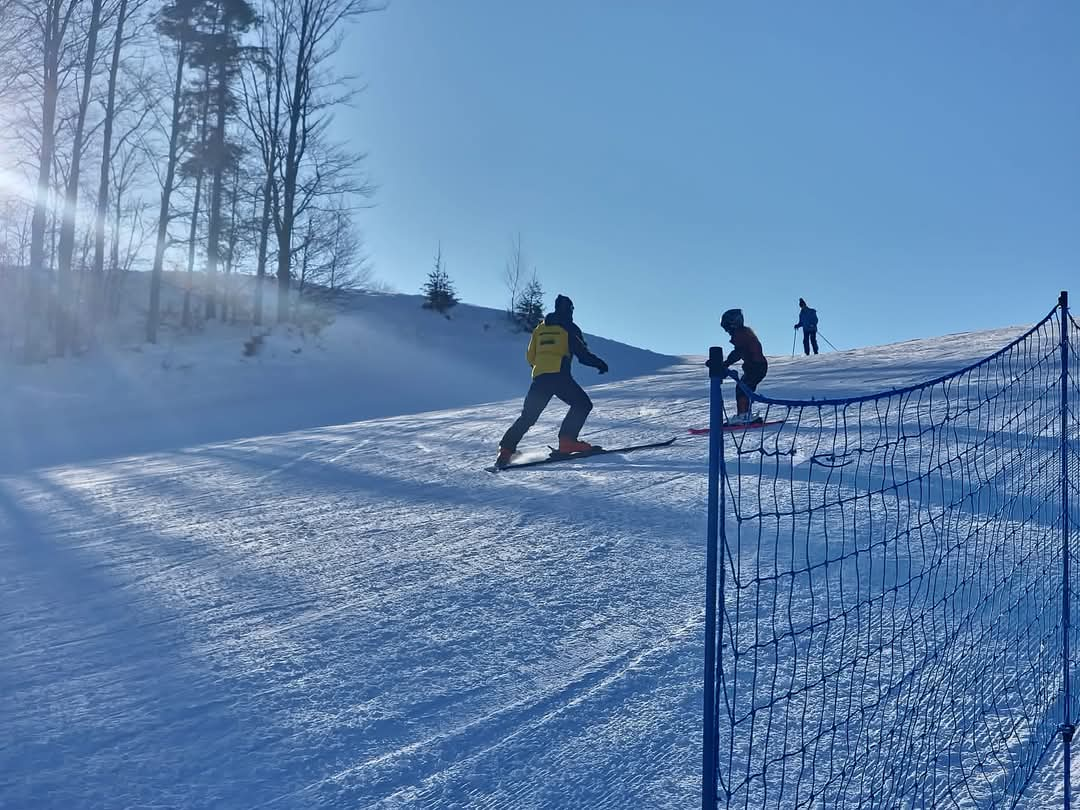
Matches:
[[290, 298, 335, 338], [242, 334, 265, 357]]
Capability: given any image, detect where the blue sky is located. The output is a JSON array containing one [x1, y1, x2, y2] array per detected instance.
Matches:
[[343, 1, 1080, 356]]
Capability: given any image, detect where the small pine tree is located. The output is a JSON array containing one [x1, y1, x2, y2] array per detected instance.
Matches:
[[422, 243, 458, 313], [514, 277, 544, 331]]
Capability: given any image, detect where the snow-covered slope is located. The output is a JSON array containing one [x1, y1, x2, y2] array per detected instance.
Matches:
[[0, 286, 676, 473], [1, 310, 1069, 808]]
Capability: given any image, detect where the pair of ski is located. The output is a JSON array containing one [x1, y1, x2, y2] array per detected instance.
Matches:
[[486, 437, 677, 472], [486, 418, 783, 472]]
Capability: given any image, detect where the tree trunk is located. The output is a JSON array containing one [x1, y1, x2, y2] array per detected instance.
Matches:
[[298, 218, 312, 295], [274, 167, 295, 323], [183, 70, 213, 330], [93, 0, 128, 340], [110, 183, 121, 283], [26, 3, 66, 362], [253, 12, 287, 327], [255, 171, 272, 325], [204, 18, 232, 323], [276, 6, 313, 324], [148, 35, 187, 343], [224, 165, 240, 323], [55, 0, 105, 356]]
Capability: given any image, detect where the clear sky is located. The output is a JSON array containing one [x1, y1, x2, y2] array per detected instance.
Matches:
[[342, 1, 1080, 357]]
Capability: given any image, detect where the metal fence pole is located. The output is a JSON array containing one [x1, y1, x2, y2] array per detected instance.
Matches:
[[1062, 290, 1074, 810], [703, 346, 726, 810]]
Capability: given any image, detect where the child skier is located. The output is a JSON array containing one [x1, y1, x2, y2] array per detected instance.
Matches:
[[794, 297, 819, 355], [719, 308, 768, 424], [495, 294, 609, 468]]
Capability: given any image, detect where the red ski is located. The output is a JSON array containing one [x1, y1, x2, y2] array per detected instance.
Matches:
[[688, 419, 784, 435]]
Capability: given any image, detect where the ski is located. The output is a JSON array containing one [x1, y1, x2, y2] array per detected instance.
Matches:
[[687, 419, 785, 435], [486, 437, 677, 472]]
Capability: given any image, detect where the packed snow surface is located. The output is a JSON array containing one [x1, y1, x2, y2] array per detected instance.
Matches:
[[1, 292, 1070, 807]]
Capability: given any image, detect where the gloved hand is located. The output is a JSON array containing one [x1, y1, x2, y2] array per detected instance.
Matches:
[[596, 359, 609, 374], [794, 324, 799, 329]]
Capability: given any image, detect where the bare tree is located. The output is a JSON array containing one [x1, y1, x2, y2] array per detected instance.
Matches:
[[181, 66, 212, 328], [0, 199, 33, 354], [18, 0, 81, 359], [105, 90, 152, 319], [294, 194, 367, 297], [241, 0, 288, 325], [221, 159, 245, 321], [0, 3, 30, 107], [322, 197, 368, 292], [0, 5, 36, 354], [91, 0, 152, 332], [55, 0, 106, 355], [272, 0, 380, 323], [295, 214, 313, 294], [503, 231, 524, 319], [0, 0, 381, 358], [149, 0, 197, 341], [91, 0, 130, 297], [0, 199, 33, 267]]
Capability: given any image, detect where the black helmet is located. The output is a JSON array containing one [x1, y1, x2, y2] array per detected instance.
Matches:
[[554, 294, 574, 315], [720, 308, 743, 331]]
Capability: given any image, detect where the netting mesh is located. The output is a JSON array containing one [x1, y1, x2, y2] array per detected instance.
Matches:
[[1066, 313, 1080, 740], [711, 305, 1077, 808]]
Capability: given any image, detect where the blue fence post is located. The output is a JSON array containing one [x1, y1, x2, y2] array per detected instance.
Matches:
[[1062, 290, 1074, 810], [703, 346, 725, 810]]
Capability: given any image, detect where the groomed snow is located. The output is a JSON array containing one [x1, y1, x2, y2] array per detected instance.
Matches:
[[1, 289, 1071, 808]]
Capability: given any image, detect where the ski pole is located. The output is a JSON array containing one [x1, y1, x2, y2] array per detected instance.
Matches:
[[791, 330, 797, 357], [818, 331, 840, 352]]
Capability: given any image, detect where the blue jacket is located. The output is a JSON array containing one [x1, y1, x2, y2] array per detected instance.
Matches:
[[797, 307, 818, 330]]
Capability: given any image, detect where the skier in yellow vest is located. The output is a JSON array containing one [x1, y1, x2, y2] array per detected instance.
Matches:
[[496, 294, 609, 468]]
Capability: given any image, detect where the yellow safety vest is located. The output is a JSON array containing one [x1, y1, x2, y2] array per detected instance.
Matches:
[[527, 323, 570, 377]]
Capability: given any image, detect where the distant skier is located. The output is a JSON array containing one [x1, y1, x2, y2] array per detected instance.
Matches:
[[495, 294, 609, 468], [794, 298, 819, 355], [717, 308, 768, 424]]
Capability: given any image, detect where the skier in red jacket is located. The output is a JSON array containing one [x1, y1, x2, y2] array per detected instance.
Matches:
[[719, 308, 767, 424]]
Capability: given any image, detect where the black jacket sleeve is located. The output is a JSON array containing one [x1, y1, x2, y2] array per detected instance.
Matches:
[[569, 324, 605, 369]]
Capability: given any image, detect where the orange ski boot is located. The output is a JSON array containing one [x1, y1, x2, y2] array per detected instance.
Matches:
[[558, 437, 598, 455]]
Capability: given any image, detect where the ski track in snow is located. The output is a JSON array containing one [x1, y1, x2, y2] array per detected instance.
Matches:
[[1, 368, 708, 810], [4, 323, 1075, 809]]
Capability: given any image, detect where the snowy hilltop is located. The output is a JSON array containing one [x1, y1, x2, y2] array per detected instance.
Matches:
[[0, 282, 677, 473]]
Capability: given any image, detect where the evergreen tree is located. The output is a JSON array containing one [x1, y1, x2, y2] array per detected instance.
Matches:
[[150, 0, 201, 341], [514, 276, 544, 330], [178, 0, 258, 321], [422, 243, 458, 313]]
